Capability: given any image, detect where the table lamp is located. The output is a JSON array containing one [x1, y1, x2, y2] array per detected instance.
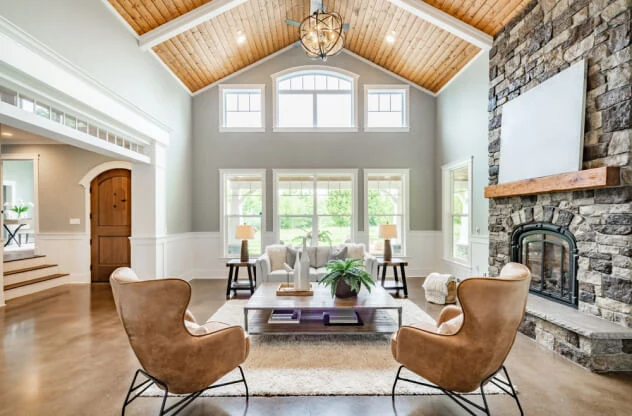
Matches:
[[379, 223, 398, 262], [235, 224, 256, 262]]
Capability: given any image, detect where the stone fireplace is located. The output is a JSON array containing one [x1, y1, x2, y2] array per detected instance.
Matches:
[[486, 0, 632, 371]]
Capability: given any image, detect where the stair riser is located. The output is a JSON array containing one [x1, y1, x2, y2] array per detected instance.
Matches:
[[4, 257, 48, 273], [4, 267, 61, 286], [4, 275, 71, 301]]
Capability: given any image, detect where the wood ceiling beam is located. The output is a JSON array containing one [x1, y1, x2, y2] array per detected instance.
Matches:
[[138, 0, 248, 51], [386, 0, 493, 50]]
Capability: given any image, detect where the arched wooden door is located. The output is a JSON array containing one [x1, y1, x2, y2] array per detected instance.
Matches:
[[90, 169, 131, 283]]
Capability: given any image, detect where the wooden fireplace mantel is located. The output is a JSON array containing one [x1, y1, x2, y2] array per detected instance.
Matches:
[[484, 167, 621, 198]]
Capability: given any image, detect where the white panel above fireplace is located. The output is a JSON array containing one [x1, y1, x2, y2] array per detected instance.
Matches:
[[498, 60, 586, 184]]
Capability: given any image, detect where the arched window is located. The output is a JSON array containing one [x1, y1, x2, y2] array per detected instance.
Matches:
[[272, 66, 358, 132]]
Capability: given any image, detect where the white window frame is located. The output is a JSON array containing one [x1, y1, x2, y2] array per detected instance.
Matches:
[[364, 85, 410, 132], [219, 169, 267, 258], [218, 84, 265, 132], [441, 157, 473, 266], [273, 169, 358, 245], [363, 169, 409, 256], [271, 66, 359, 133]]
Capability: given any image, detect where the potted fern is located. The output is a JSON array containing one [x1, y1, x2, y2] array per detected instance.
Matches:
[[319, 259, 375, 298]]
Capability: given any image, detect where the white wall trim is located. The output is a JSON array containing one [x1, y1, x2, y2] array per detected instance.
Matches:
[[436, 49, 486, 96], [386, 0, 493, 50], [342, 49, 437, 97], [79, 161, 134, 189], [0, 16, 171, 145]]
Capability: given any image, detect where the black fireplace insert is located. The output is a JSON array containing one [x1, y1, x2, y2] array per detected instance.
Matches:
[[511, 222, 578, 307]]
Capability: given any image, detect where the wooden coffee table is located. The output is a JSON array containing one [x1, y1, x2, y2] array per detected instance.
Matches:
[[243, 283, 402, 335]]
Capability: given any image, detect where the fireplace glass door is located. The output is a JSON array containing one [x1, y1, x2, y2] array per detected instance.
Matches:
[[512, 224, 578, 306]]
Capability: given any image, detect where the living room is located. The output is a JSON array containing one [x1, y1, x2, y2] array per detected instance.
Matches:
[[0, 0, 631, 415]]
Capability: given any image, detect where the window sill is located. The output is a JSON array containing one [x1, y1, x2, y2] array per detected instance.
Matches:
[[219, 127, 265, 133], [272, 127, 359, 133], [364, 127, 410, 133]]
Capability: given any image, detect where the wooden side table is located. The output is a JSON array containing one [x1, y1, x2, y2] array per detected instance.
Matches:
[[225, 259, 257, 299], [376, 258, 409, 297]]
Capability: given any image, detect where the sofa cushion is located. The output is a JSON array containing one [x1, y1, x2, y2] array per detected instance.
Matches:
[[266, 245, 288, 271], [286, 246, 299, 267], [307, 246, 330, 268], [328, 246, 347, 262], [310, 267, 328, 280], [345, 244, 366, 260]]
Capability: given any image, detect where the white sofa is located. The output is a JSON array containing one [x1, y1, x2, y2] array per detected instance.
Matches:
[[256, 243, 376, 283]]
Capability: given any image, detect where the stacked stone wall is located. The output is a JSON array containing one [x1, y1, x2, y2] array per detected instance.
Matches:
[[488, 0, 632, 328]]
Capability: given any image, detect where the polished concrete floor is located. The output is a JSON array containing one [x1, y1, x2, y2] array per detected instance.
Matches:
[[1, 278, 631, 416]]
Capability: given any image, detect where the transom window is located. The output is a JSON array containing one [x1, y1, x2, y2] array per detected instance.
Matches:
[[272, 67, 358, 131], [365, 170, 408, 255], [274, 170, 356, 246], [219, 85, 265, 132], [220, 170, 265, 257], [365, 85, 409, 131]]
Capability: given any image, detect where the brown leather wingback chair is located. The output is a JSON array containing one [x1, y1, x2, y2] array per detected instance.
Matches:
[[110, 268, 250, 415], [391, 262, 531, 415]]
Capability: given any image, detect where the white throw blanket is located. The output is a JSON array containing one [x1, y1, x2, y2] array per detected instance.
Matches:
[[423, 272, 456, 304]]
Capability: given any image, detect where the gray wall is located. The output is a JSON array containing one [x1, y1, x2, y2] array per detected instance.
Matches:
[[436, 53, 489, 237], [2, 144, 113, 233], [192, 47, 437, 232], [0, 0, 193, 234]]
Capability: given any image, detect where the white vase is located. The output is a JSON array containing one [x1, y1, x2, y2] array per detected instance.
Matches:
[[298, 237, 311, 290], [293, 251, 301, 288]]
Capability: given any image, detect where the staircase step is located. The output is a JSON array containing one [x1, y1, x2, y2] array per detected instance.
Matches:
[[3, 256, 48, 273], [4, 264, 58, 276], [3, 253, 44, 263], [4, 273, 69, 291]]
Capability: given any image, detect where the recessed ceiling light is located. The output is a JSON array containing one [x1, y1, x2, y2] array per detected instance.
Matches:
[[236, 30, 246, 44], [1, 132, 13, 137], [386, 31, 396, 44]]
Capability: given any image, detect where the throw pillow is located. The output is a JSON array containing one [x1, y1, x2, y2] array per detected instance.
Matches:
[[286, 246, 298, 267], [329, 246, 348, 262], [307, 246, 330, 268], [437, 314, 464, 335], [345, 244, 365, 260], [266, 245, 287, 271]]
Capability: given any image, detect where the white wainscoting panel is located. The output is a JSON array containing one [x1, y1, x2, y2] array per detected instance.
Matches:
[[405, 230, 442, 277], [35, 233, 90, 283]]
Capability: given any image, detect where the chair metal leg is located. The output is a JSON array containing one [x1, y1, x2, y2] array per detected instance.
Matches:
[[392, 365, 519, 415], [391, 365, 404, 399], [238, 365, 249, 399], [121, 367, 249, 416]]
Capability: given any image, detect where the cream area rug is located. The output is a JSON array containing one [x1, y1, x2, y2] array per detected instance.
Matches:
[[142, 299, 514, 397]]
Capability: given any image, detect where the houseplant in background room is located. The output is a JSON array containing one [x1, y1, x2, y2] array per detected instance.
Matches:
[[319, 259, 375, 298]]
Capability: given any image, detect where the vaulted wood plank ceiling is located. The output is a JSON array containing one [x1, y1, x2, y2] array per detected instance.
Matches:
[[107, 0, 530, 93]]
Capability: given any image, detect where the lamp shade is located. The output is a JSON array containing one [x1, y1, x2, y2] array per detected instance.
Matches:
[[378, 224, 398, 239], [235, 224, 256, 240]]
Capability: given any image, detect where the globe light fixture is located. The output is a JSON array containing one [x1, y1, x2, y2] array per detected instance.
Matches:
[[299, 8, 345, 61]]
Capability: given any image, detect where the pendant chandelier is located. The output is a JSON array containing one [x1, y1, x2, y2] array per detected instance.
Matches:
[[298, 6, 345, 62]]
